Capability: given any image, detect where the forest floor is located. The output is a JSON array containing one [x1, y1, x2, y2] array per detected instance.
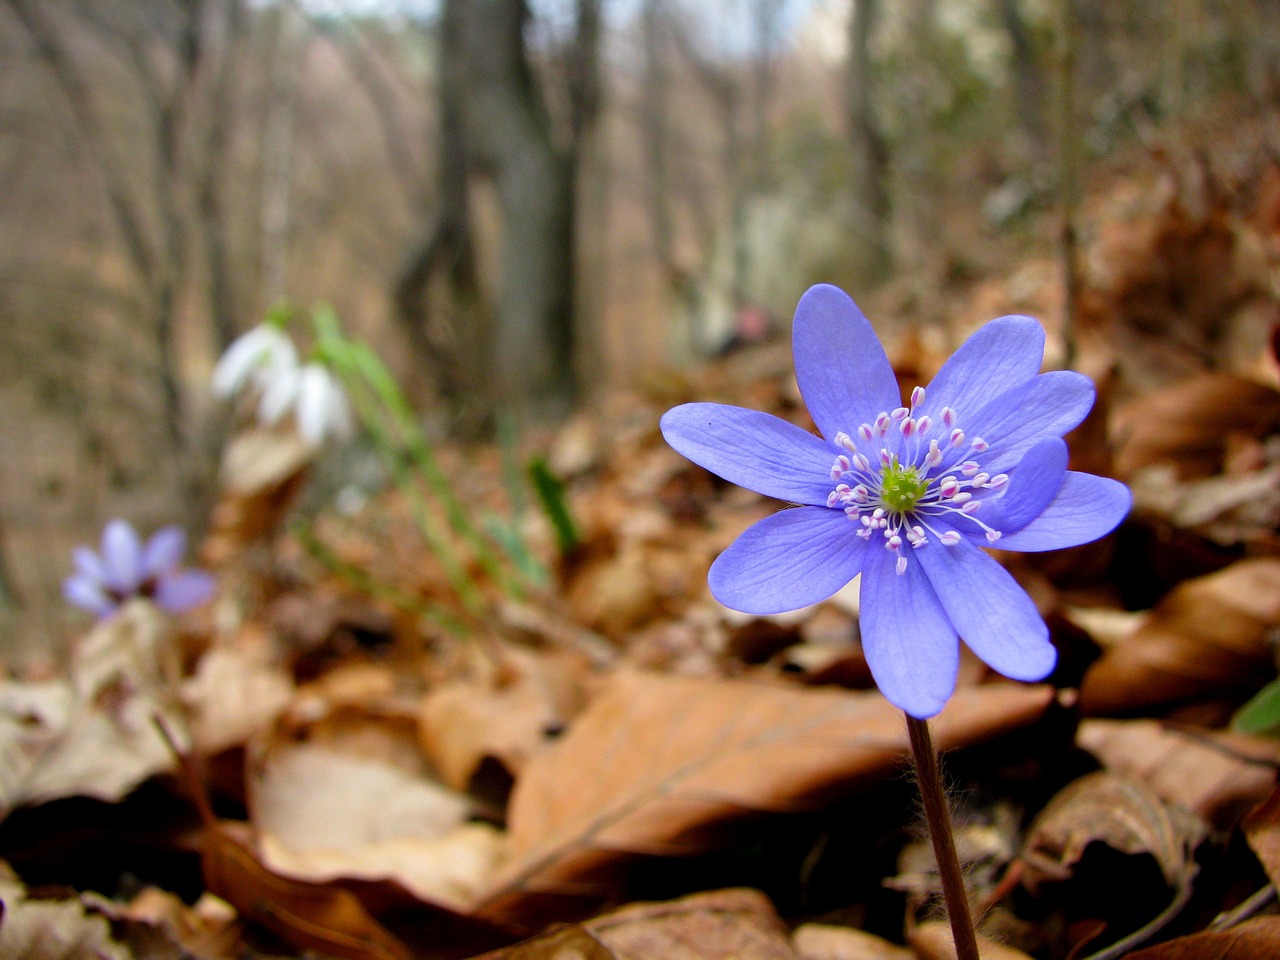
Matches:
[[2, 120, 1280, 960]]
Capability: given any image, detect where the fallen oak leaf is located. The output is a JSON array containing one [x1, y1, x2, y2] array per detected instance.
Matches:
[[1242, 785, 1280, 889], [1019, 772, 1204, 892], [466, 921, 617, 960], [791, 923, 913, 960], [1076, 719, 1280, 829], [1078, 558, 1280, 716], [1122, 916, 1280, 959], [470, 671, 1053, 925], [586, 888, 797, 960], [0, 862, 132, 960], [0, 603, 182, 821], [909, 920, 1035, 960], [249, 712, 504, 909], [1019, 772, 1205, 960], [1112, 373, 1280, 481], [156, 717, 413, 960], [469, 888, 798, 960]]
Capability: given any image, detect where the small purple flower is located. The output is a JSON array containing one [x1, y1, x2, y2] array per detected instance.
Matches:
[[63, 519, 216, 619], [661, 284, 1131, 718]]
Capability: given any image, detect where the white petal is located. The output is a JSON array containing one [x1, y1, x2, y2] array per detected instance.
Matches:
[[257, 363, 301, 425], [212, 326, 295, 398]]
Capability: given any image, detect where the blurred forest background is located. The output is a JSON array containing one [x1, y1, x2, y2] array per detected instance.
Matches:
[[1, 0, 1278, 653]]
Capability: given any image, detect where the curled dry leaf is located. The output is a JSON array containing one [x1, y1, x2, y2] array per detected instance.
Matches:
[[1242, 784, 1280, 888], [419, 647, 588, 792], [908, 921, 1036, 960], [249, 708, 504, 910], [0, 602, 183, 820], [473, 888, 798, 960], [470, 670, 1053, 924], [86, 887, 242, 960], [1077, 719, 1280, 829], [1019, 771, 1204, 892], [1129, 464, 1280, 548], [181, 629, 293, 755], [468, 923, 618, 960], [1079, 558, 1280, 716], [1121, 916, 1280, 959], [1112, 373, 1280, 481], [201, 426, 314, 566], [162, 720, 415, 960], [586, 888, 798, 960], [791, 923, 913, 960], [0, 865, 132, 960]]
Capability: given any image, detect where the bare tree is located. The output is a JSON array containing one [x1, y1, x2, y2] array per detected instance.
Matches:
[[395, 0, 596, 427], [996, 0, 1047, 154], [846, 0, 892, 283], [4, 0, 249, 501]]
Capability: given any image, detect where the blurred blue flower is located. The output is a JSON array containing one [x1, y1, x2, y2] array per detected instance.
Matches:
[[661, 284, 1131, 718], [63, 519, 215, 619]]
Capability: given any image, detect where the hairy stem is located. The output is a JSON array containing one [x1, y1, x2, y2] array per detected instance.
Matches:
[[907, 714, 980, 960]]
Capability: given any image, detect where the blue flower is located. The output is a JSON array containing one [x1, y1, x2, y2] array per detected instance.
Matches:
[[661, 284, 1131, 718], [63, 519, 216, 620]]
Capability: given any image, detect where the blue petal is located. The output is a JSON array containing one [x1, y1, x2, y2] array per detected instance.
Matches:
[[154, 570, 216, 613], [792, 285, 900, 442], [916, 537, 1056, 682], [709, 506, 867, 614], [63, 573, 115, 618], [100, 519, 143, 594], [968, 371, 1097, 473], [920, 316, 1044, 422], [661, 403, 839, 506], [859, 552, 959, 718], [981, 437, 1068, 538], [72, 546, 108, 583], [142, 526, 187, 578], [996, 472, 1131, 551]]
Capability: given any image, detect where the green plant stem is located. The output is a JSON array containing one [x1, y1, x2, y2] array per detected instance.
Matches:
[[906, 714, 980, 960]]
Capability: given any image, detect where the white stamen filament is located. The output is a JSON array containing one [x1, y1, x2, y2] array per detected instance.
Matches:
[[824, 392, 1007, 575]]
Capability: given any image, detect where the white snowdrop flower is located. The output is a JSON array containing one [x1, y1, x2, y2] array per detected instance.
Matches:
[[256, 361, 303, 426], [295, 363, 354, 445], [211, 324, 298, 398]]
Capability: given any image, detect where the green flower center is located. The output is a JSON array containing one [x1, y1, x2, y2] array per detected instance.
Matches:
[[879, 459, 929, 513]]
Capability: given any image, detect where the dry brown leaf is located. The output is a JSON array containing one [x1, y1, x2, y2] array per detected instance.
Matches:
[[792, 924, 913, 960], [1122, 916, 1280, 959], [1129, 465, 1280, 548], [249, 709, 504, 909], [471, 671, 1053, 924], [160, 720, 415, 960], [181, 632, 293, 755], [908, 921, 1035, 960], [0, 603, 183, 820], [201, 426, 313, 565], [587, 888, 798, 960], [419, 647, 588, 791], [1077, 719, 1280, 829], [1112, 373, 1280, 481], [1242, 785, 1280, 888], [467, 922, 618, 960], [1020, 772, 1203, 891], [91, 888, 242, 960], [0, 863, 133, 960], [203, 820, 414, 960], [1078, 559, 1280, 715]]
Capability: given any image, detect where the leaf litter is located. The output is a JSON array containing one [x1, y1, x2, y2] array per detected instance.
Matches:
[[4, 152, 1280, 960]]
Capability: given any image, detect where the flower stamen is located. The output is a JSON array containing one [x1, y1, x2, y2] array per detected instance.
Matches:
[[827, 392, 1006, 574]]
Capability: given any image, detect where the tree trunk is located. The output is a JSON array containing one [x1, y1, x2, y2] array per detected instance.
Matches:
[[996, 0, 1047, 154], [846, 0, 892, 283]]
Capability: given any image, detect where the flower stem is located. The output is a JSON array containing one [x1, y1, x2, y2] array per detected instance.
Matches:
[[906, 714, 980, 960]]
